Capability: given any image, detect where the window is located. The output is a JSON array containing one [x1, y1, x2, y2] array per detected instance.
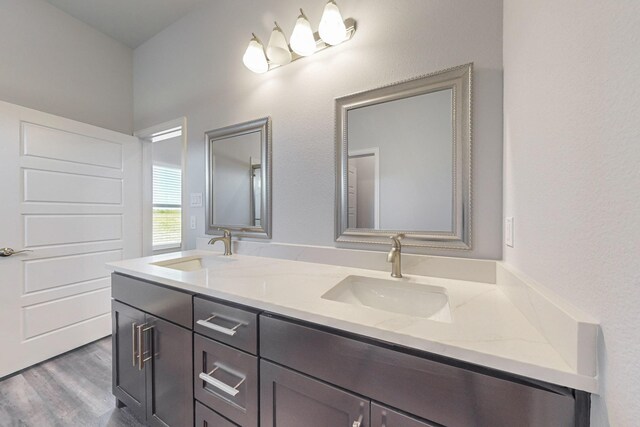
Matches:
[[153, 165, 182, 250]]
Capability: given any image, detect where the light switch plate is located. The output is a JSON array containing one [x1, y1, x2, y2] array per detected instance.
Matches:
[[505, 217, 514, 247], [190, 193, 203, 207], [190, 216, 196, 230]]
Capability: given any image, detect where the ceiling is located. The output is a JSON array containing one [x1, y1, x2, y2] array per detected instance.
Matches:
[[45, 0, 207, 49]]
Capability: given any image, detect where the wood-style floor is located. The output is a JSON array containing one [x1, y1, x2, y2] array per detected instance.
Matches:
[[0, 338, 145, 427]]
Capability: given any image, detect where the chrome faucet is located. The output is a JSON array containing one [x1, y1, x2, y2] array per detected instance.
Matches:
[[208, 228, 232, 256], [387, 234, 404, 278]]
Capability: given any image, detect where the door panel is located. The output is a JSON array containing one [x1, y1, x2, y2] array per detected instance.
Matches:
[[0, 100, 141, 378], [112, 301, 146, 421], [260, 360, 369, 427], [145, 316, 194, 427]]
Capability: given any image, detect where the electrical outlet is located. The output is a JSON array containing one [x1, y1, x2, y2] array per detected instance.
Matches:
[[505, 217, 514, 247], [190, 216, 196, 230], [190, 193, 203, 207]]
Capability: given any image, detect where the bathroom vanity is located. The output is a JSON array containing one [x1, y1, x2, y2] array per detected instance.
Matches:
[[108, 251, 595, 427]]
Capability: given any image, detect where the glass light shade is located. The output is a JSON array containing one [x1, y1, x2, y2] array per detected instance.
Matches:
[[290, 11, 316, 57], [266, 24, 292, 66], [319, 1, 347, 46], [242, 36, 269, 74]]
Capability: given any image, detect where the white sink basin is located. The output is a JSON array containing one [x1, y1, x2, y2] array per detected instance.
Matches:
[[151, 255, 235, 272], [322, 275, 452, 322]]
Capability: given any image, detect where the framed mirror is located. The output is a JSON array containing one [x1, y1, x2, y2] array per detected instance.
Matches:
[[205, 117, 272, 238], [335, 64, 472, 249]]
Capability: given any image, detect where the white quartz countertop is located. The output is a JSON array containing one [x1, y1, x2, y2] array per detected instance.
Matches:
[[107, 250, 597, 392]]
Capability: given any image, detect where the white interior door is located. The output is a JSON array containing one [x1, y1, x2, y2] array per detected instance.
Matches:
[[0, 101, 141, 378], [348, 160, 358, 228]]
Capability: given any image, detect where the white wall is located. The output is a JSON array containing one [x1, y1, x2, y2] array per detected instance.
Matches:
[[503, 1, 640, 425], [0, 0, 133, 133], [134, 0, 503, 258]]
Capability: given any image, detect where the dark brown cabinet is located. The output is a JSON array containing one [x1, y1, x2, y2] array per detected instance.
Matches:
[[111, 299, 193, 427], [260, 360, 370, 427], [111, 273, 590, 427], [112, 300, 147, 421], [145, 315, 193, 427], [371, 403, 437, 427]]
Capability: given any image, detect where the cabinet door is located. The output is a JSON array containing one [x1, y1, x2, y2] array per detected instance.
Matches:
[[145, 315, 194, 427], [111, 300, 146, 422], [260, 360, 370, 427], [371, 403, 437, 427]]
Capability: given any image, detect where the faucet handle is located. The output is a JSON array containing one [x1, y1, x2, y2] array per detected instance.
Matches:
[[216, 228, 232, 238], [389, 234, 404, 250]]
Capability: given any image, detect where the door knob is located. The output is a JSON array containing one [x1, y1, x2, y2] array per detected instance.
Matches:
[[0, 248, 32, 257]]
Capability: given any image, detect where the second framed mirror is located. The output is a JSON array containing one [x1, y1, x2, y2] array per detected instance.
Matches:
[[205, 117, 272, 238]]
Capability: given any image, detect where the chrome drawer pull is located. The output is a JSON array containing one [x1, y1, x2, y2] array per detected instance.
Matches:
[[196, 314, 245, 336], [199, 364, 245, 397]]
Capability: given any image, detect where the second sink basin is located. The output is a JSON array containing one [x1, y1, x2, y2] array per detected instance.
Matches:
[[152, 255, 235, 272], [322, 275, 452, 323]]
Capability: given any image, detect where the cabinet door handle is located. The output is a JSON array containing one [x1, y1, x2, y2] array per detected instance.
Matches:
[[199, 364, 245, 397], [131, 322, 138, 367], [352, 414, 363, 427], [137, 323, 154, 370], [196, 314, 244, 336]]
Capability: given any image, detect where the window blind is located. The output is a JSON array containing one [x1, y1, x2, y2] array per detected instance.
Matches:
[[152, 165, 182, 248]]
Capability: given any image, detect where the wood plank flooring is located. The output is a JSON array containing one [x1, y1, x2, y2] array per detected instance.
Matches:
[[0, 337, 145, 427]]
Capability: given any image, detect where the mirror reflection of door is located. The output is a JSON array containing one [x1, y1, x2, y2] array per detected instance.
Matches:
[[348, 148, 380, 229], [250, 164, 262, 227]]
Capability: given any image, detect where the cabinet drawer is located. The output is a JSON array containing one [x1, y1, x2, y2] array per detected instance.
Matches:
[[111, 273, 192, 328], [195, 401, 238, 427], [194, 297, 258, 354], [260, 315, 577, 427], [194, 334, 258, 427]]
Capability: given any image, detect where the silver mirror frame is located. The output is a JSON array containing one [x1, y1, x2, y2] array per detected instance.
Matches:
[[335, 63, 472, 249], [205, 117, 272, 239]]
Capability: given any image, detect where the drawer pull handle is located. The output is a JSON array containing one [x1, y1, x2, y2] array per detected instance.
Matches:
[[196, 314, 244, 336], [199, 365, 245, 397]]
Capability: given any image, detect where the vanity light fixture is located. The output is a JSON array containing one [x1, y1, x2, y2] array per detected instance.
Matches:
[[290, 9, 317, 57], [242, 33, 269, 74], [242, 1, 356, 73], [266, 22, 292, 66], [319, 1, 347, 45]]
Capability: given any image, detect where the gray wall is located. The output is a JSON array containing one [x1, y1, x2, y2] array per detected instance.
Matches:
[[503, 1, 640, 425], [0, 0, 133, 134], [133, 0, 503, 258]]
